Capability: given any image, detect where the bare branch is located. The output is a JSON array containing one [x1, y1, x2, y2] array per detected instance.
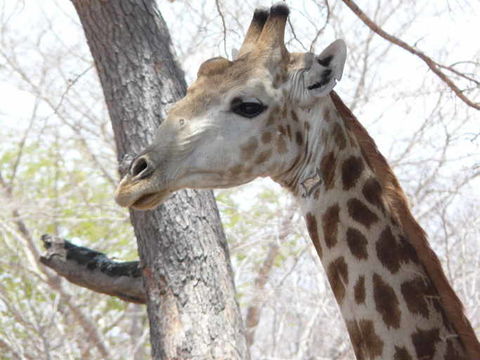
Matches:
[[439, 62, 480, 86], [309, 0, 330, 52], [340, 0, 480, 110], [287, 16, 308, 51], [39, 234, 146, 304], [215, 0, 228, 57], [51, 65, 93, 116]]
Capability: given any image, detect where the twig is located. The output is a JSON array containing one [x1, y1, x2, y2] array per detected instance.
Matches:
[[287, 16, 308, 51], [309, 0, 330, 52], [215, 0, 228, 57], [340, 0, 480, 110], [438, 63, 480, 86], [51, 65, 93, 116]]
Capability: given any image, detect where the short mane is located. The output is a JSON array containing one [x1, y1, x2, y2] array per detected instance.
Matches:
[[330, 91, 480, 359]]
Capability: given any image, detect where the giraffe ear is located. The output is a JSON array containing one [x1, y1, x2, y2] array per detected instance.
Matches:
[[303, 39, 347, 98]]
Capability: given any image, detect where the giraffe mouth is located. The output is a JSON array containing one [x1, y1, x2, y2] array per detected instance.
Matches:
[[114, 174, 171, 210], [130, 191, 170, 210]]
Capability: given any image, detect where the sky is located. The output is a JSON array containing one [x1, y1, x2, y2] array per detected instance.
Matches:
[[2, 1, 478, 125]]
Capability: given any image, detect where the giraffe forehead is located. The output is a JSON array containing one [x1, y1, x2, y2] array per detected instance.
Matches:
[[169, 65, 277, 120], [194, 54, 270, 94], [167, 51, 296, 121]]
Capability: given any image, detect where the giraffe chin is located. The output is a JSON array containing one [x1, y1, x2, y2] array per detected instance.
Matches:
[[130, 190, 171, 210]]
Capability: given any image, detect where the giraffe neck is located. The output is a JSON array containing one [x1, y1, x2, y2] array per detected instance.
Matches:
[[276, 96, 468, 360]]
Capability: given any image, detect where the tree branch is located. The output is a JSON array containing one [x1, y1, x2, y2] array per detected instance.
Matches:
[[215, 0, 228, 57], [39, 234, 146, 304], [340, 0, 480, 110]]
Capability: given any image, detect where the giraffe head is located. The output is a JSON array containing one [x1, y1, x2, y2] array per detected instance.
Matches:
[[115, 3, 346, 210]]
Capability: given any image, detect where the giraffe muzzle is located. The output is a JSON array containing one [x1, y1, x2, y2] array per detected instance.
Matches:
[[114, 153, 172, 210]]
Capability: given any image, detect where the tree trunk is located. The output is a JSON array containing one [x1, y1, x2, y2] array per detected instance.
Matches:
[[69, 1, 248, 359]]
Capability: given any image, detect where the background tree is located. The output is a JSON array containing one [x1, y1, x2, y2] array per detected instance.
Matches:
[[1, 1, 478, 359]]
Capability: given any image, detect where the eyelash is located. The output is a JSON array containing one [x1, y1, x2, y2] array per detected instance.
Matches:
[[231, 98, 266, 118]]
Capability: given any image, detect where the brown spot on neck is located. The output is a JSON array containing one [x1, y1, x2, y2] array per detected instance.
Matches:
[[411, 328, 440, 359], [347, 319, 384, 360], [322, 204, 340, 248], [362, 178, 385, 212], [354, 276, 366, 304], [400, 277, 433, 318], [446, 339, 466, 360], [376, 226, 413, 274], [346, 227, 368, 260], [341, 156, 365, 190], [373, 273, 401, 329], [394, 346, 413, 360], [327, 257, 349, 303], [347, 198, 378, 228], [320, 151, 336, 190]]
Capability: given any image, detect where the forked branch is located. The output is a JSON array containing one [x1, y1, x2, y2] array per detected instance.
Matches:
[[340, 0, 480, 110]]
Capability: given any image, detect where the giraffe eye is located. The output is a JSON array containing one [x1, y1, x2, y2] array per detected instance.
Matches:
[[231, 97, 266, 118]]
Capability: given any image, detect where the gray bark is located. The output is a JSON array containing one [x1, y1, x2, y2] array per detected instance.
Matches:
[[67, 1, 248, 359]]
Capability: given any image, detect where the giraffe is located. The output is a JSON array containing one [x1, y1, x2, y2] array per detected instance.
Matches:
[[114, 4, 480, 359]]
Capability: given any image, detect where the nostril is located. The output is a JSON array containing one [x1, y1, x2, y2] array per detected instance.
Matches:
[[130, 157, 152, 179]]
